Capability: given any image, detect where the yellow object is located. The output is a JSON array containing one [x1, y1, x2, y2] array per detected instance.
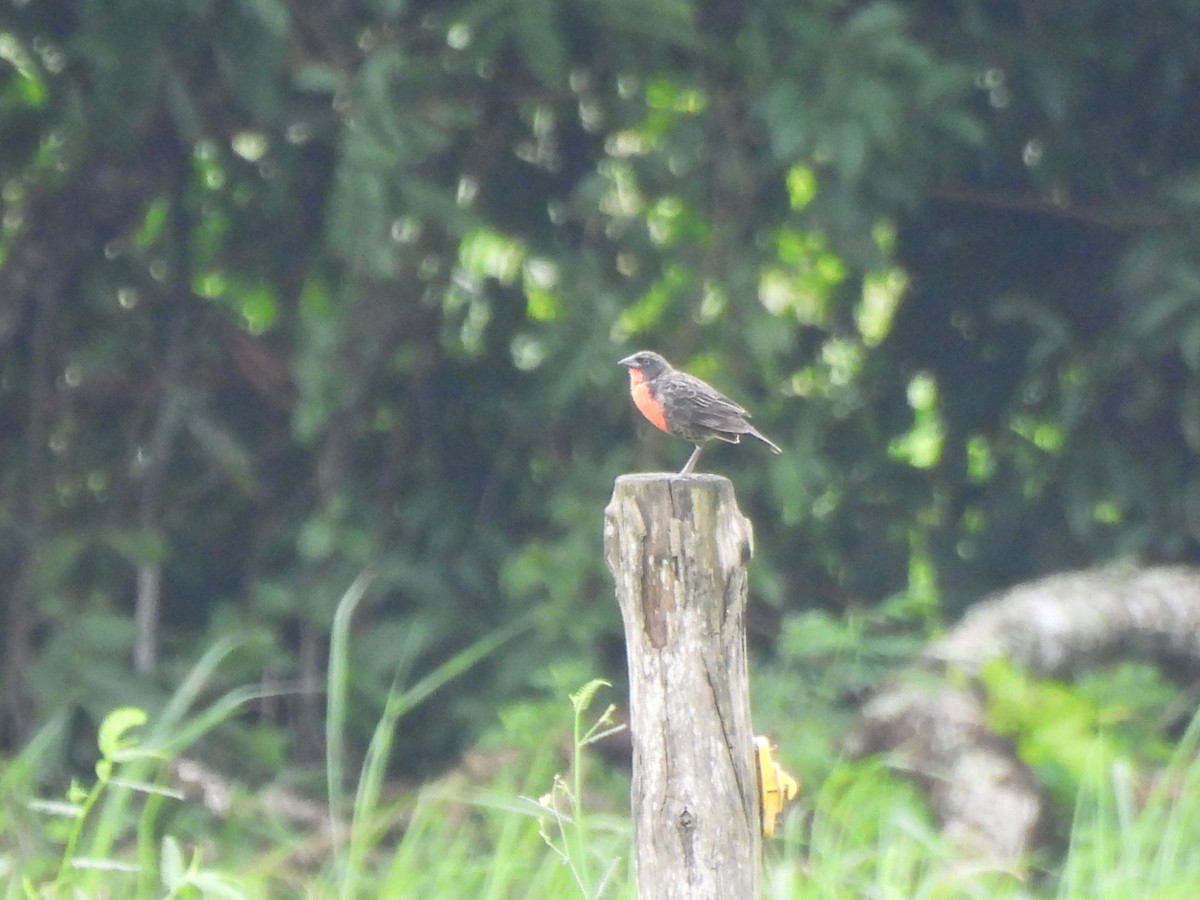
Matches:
[[754, 736, 799, 837]]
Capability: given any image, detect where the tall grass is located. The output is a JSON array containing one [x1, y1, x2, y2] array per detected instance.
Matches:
[[764, 759, 1029, 899], [1057, 709, 1200, 897], [1, 631, 289, 897], [323, 569, 532, 899], [5, 576, 1200, 897]]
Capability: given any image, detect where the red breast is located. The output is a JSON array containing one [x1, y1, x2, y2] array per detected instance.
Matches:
[[628, 368, 669, 432]]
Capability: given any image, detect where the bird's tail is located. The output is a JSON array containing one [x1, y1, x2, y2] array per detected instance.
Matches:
[[749, 427, 782, 454]]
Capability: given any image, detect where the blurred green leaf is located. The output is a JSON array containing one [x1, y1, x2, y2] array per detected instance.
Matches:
[[96, 708, 147, 763], [513, 0, 566, 88]]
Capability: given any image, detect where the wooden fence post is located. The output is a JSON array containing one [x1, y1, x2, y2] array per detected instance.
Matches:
[[604, 473, 760, 899]]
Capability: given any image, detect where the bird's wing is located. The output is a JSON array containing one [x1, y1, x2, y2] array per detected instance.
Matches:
[[660, 374, 754, 430]]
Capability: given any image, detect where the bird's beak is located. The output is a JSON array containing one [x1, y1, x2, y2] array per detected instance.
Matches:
[[618, 354, 637, 368]]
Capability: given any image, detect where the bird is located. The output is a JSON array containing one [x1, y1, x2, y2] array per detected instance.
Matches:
[[618, 350, 782, 474]]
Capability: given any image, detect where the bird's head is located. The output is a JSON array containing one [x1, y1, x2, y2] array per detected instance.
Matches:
[[618, 350, 671, 382]]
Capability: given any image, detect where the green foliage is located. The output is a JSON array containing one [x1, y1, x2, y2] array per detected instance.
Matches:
[[1059, 709, 1200, 896], [8, 651, 1200, 896], [981, 659, 1180, 816], [758, 599, 929, 772], [524, 679, 626, 898], [1, 654, 634, 897], [4, 0, 1200, 861], [0, 639, 283, 895], [322, 571, 528, 898], [767, 759, 1026, 899]]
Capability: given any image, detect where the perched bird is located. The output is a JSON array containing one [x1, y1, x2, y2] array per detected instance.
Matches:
[[618, 350, 782, 474]]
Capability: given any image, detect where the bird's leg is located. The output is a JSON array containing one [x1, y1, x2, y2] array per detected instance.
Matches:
[[680, 444, 703, 475]]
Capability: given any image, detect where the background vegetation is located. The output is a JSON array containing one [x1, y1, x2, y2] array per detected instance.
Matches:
[[3, 0, 1200, 894]]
